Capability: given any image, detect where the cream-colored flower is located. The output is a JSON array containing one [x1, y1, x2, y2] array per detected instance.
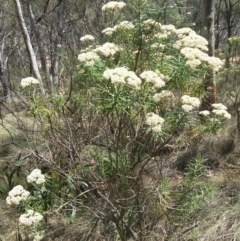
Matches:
[[103, 67, 141, 89], [199, 110, 210, 116], [145, 112, 164, 133], [212, 109, 231, 119], [140, 70, 165, 89], [19, 210, 43, 226], [102, 27, 115, 36], [80, 35, 95, 42], [6, 185, 30, 205], [102, 1, 126, 12], [211, 103, 227, 110], [27, 169, 46, 185], [77, 51, 100, 66], [33, 232, 45, 241], [152, 124, 162, 132], [146, 112, 164, 126], [153, 90, 174, 103], [94, 42, 122, 57], [182, 104, 194, 112], [181, 95, 201, 108], [117, 21, 134, 30], [21, 77, 39, 88]]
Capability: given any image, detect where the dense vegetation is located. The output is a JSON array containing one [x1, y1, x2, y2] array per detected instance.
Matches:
[[1, 0, 240, 240]]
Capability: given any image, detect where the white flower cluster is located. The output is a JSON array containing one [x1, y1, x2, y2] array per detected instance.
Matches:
[[77, 51, 100, 66], [94, 42, 122, 57], [212, 103, 231, 119], [145, 112, 164, 132], [6, 185, 30, 205], [153, 24, 176, 39], [102, 21, 134, 36], [151, 43, 165, 49], [161, 24, 177, 34], [27, 169, 46, 185], [21, 77, 39, 88], [140, 70, 166, 89], [173, 32, 208, 51], [80, 35, 95, 42], [176, 27, 195, 38], [32, 232, 45, 241], [103, 67, 141, 89], [199, 103, 231, 120], [102, 27, 116, 36], [116, 20, 135, 30], [205, 56, 223, 72], [153, 90, 174, 103], [102, 1, 126, 12], [154, 32, 169, 39], [181, 95, 201, 112], [143, 19, 161, 30], [199, 110, 210, 116], [19, 210, 43, 226], [180, 47, 223, 71]]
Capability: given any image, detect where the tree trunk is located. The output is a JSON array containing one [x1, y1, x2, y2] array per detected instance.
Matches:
[[52, 0, 64, 90], [27, 0, 50, 82], [201, 0, 216, 110], [13, 0, 45, 95], [0, 54, 9, 98]]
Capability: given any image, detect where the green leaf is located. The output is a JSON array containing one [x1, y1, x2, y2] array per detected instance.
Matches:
[[0, 184, 7, 194], [70, 205, 77, 224]]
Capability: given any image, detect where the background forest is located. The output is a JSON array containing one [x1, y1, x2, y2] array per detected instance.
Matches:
[[1, 0, 240, 240]]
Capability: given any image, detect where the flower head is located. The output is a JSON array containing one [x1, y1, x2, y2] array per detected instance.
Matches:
[[80, 35, 95, 42], [102, 27, 115, 36], [153, 90, 174, 103], [102, 1, 126, 12], [6, 185, 30, 205], [211, 103, 231, 119], [182, 104, 194, 112], [94, 42, 122, 57], [181, 95, 201, 112], [140, 70, 165, 89], [27, 169, 46, 185], [77, 51, 100, 66], [211, 103, 227, 110], [145, 112, 164, 132], [19, 210, 43, 226], [103, 67, 141, 89], [21, 77, 39, 88], [199, 110, 210, 116]]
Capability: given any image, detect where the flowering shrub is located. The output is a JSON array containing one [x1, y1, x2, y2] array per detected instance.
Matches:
[[16, 1, 231, 240]]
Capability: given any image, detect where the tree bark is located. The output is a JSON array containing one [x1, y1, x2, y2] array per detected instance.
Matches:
[[201, 0, 216, 110], [0, 51, 9, 98], [52, 0, 64, 90], [27, 0, 50, 81], [13, 0, 45, 95]]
